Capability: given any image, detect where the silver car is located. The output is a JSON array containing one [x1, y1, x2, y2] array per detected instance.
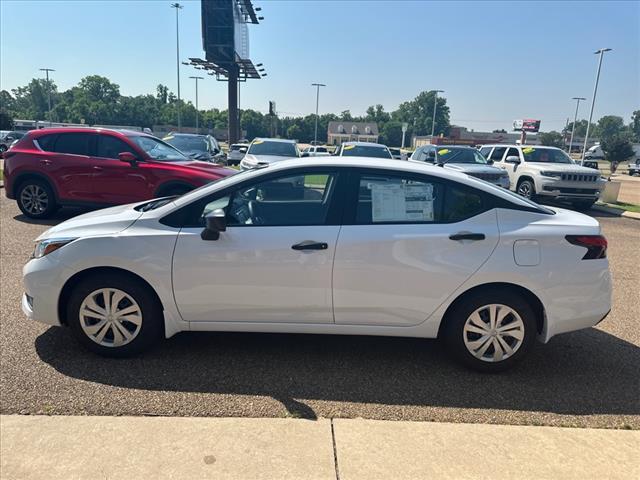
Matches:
[[240, 138, 300, 170], [410, 145, 510, 188]]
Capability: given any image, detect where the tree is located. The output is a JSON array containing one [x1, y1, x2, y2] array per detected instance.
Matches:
[[286, 124, 302, 140], [381, 121, 404, 147], [393, 90, 450, 138], [595, 115, 625, 141], [156, 84, 169, 104], [0, 111, 13, 130], [539, 131, 565, 148], [563, 119, 590, 138], [630, 110, 640, 141], [600, 135, 634, 174], [492, 129, 507, 133]]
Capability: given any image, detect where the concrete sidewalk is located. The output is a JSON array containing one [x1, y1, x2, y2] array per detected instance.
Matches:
[[1, 415, 638, 480]]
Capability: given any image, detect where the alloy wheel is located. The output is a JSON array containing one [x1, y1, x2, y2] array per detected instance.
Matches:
[[517, 182, 532, 198], [79, 288, 143, 347], [20, 184, 49, 215], [462, 304, 525, 363]]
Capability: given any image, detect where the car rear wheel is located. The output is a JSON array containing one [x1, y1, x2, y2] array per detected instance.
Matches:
[[442, 290, 537, 372], [16, 179, 57, 219], [516, 179, 536, 200], [67, 273, 163, 357]]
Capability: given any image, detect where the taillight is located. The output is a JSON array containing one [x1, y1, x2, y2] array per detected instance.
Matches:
[[565, 235, 607, 260]]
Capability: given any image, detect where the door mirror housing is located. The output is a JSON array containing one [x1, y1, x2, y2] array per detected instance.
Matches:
[[201, 209, 227, 241], [505, 155, 521, 164], [301, 152, 310, 158], [119, 152, 138, 164], [486, 159, 494, 165]]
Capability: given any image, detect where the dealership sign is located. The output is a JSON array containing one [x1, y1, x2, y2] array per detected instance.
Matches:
[[513, 119, 541, 132]]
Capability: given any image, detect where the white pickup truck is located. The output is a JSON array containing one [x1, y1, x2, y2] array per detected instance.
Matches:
[[478, 144, 605, 210]]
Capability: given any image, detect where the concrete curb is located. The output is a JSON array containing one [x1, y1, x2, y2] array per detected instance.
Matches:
[[593, 204, 640, 220]]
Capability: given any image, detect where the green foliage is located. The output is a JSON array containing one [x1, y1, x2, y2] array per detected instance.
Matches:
[[381, 121, 404, 147], [0, 111, 13, 130], [596, 115, 625, 141], [600, 135, 634, 164], [629, 110, 640, 141], [538, 131, 565, 148], [563, 119, 591, 138]]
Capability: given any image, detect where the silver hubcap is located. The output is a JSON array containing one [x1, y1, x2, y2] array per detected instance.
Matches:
[[79, 288, 142, 347], [463, 304, 525, 363], [517, 182, 532, 198], [20, 185, 49, 214]]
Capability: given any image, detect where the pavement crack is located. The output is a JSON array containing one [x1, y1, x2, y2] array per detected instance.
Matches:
[[330, 418, 340, 480]]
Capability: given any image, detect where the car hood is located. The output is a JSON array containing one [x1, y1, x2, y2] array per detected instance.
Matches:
[[443, 164, 504, 174], [36, 203, 144, 241], [153, 160, 234, 176], [183, 150, 212, 161], [242, 154, 297, 166], [524, 163, 600, 174]]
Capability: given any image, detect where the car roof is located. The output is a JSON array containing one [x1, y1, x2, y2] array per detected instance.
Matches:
[[430, 145, 474, 149], [165, 133, 208, 138], [252, 137, 296, 144], [479, 144, 559, 150], [27, 127, 150, 138], [341, 141, 387, 147]]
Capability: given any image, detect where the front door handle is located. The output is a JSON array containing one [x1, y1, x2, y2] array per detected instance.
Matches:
[[449, 233, 486, 241], [292, 241, 328, 251], [39, 159, 52, 165], [93, 166, 103, 171]]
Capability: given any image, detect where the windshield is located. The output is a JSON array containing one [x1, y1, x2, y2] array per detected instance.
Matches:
[[164, 136, 208, 153], [341, 145, 392, 159], [248, 140, 298, 157], [522, 147, 573, 164], [436, 147, 488, 164], [128, 136, 189, 161]]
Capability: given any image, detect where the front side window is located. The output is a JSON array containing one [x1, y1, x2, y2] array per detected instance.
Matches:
[[247, 140, 299, 157], [128, 135, 189, 161], [479, 147, 492, 157], [96, 135, 137, 159], [52, 133, 91, 156], [489, 147, 507, 161], [197, 171, 337, 227], [521, 147, 573, 164], [341, 145, 392, 159]]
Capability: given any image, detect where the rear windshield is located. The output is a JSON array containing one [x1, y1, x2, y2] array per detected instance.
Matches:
[[248, 140, 298, 157], [341, 145, 392, 159], [164, 136, 208, 153], [128, 135, 189, 161]]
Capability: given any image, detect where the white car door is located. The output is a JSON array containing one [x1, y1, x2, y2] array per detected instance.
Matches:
[[333, 169, 499, 327], [172, 169, 342, 323]]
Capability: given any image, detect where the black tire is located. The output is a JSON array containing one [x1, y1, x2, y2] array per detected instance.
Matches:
[[516, 179, 536, 201], [16, 178, 58, 219], [66, 272, 163, 357], [571, 200, 596, 211], [442, 289, 537, 373]]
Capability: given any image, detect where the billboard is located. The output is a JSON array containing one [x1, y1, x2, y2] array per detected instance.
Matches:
[[201, 0, 245, 65], [513, 119, 541, 133]]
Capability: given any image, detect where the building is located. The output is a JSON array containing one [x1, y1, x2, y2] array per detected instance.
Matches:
[[327, 121, 379, 145], [413, 126, 539, 148]]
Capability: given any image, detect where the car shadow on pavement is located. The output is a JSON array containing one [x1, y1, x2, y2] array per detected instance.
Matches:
[[35, 326, 640, 419], [13, 207, 91, 226]]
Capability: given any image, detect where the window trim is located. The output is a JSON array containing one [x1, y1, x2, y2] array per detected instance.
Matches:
[[50, 132, 94, 157]]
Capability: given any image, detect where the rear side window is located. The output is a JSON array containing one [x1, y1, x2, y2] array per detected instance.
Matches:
[[52, 133, 91, 156], [35, 134, 58, 152], [96, 135, 136, 159]]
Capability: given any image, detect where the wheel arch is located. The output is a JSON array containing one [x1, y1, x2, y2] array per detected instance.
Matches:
[[58, 267, 165, 331], [437, 282, 545, 338], [516, 175, 536, 188], [11, 171, 59, 200]]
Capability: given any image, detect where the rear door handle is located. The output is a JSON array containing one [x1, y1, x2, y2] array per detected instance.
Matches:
[[39, 159, 52, 165], [93, 166, 103, 171], [449, 233, 486, 241], [292, 241, 328, 251]]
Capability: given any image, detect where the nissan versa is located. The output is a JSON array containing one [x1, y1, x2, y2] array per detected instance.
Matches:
[[22, 158, 612, 372]]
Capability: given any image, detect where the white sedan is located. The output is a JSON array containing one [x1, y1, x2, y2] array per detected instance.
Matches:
[[22, 158, 612, 372]]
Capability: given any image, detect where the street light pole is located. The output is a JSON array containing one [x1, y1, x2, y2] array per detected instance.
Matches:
[[189, 76, 204, 133], [430, 89, 444, 138], [568, 97, 586, 154], [311, 83, 326, 145], [171, 3, 183, 131], [39, 68, 55, 126], [581, 48, 612, 165]]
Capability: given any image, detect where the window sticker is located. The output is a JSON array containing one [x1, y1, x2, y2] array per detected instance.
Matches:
[[522, 147, 535, 154], [252, 139, 264, 145], [163, 136, 174, 141], [371, 182, 434, 222], [437, 149, 451, 155], [343, 145, 356, 150]]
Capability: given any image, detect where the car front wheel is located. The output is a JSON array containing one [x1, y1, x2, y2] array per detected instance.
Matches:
[[16, 179, 57, 219], [516, 179, 536, 200], [442, 290, 537, 372], [67, 273, 163, 357]]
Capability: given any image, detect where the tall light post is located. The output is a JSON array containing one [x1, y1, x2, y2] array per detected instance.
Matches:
[[430, 89, 444, 138], [39, 68, 55, 126], [568, 97, 586, 154], [581, 48, 612, 164], [311, 83, 326, 145], [171, 3, 183, 131], [189, 76, 204, 133]]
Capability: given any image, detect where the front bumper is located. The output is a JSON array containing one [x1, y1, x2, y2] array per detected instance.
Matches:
[[22, 257, 66, 326], [537, 177, 603, 200]]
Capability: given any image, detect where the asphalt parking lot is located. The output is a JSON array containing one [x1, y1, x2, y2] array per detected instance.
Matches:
[[1, 195, 638, 429]]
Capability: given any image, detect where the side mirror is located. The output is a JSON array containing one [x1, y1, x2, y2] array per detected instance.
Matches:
[[119, 152, 138, 164], [301, 152, 310, 158], [487, 159, 494, 165], [505, 155, 521, 164], [201, 208, 227, 241]]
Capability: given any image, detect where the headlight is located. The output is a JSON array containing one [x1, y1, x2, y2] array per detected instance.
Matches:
[[33, 238, 77, 259], [540, 171, 562, 178]]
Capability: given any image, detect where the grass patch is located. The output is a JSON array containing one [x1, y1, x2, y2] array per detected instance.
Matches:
[[599, 201, 640, 213]]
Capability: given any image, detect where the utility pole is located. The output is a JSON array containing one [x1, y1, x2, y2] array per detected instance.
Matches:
[[189, 76, 204, 133], [311, 83, 326, 145], [430, 90, 444, 139], [581, 48, 612, 165], [39, 68, 55, 126], [171, 3, 183, 131], [568, 97, 586, 154]]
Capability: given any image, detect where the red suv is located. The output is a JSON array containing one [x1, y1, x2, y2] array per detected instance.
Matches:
[[3, 128, 235, 218]]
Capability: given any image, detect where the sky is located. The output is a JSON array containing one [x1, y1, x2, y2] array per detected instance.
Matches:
[[1, 0, 638, 132]]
